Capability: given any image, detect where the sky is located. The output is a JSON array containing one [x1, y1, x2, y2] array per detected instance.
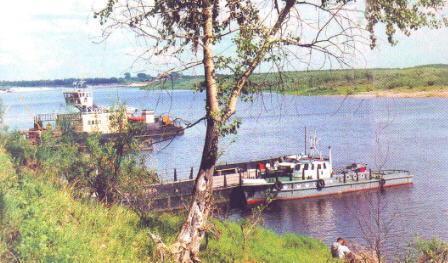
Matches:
[[0, 1, 447, 81]]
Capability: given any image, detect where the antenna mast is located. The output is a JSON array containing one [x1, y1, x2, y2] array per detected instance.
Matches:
[[304, 126, 307, 155]]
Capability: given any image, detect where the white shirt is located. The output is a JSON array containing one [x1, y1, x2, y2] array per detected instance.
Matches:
[[331, 242, 340, 258], [337, 245, 351, 258]]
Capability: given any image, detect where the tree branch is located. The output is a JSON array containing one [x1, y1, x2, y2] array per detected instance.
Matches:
[[221, 0, 296, 121]]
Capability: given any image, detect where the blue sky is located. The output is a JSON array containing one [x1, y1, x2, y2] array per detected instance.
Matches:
[[0, 1, 447, 81]]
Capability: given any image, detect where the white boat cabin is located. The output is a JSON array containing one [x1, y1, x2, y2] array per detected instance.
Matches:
[[269, 131, 333, 180], [278, 156, 333, 180], [63, 90, 93, 110], [63, 81, 94, 111]]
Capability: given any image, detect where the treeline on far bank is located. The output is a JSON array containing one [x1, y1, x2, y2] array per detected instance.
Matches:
[[145, 64, 448, 96], [254, 64, 448, 96], [4, 64, 448, 94], [0, 72, 188, 88], [0, 77, 125, 87]]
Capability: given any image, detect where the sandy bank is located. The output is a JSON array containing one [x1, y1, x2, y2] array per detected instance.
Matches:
[[351, 90, 448, 98]]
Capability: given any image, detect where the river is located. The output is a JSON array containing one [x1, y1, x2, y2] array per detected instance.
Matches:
[[1, 86, 447, 258]]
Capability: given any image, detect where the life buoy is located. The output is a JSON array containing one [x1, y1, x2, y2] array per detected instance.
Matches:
[[379, 178, 386, 188], [316, 179, 325, 190], [274, 180, 283, 191]]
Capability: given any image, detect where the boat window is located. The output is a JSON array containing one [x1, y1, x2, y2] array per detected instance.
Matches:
[[311, 164, 314, 170], [323, 163, 327, 169], [317, 164, 322, 170], [304, 164, 309, 170], [295, 164, 301, 170]]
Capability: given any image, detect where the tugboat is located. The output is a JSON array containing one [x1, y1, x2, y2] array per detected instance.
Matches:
[[26, 81, 184, 147], [241, 131, 413, 205]]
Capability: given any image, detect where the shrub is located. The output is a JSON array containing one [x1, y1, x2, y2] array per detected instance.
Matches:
[[0, 146, 335, 262], [402, 238, 448, 262]]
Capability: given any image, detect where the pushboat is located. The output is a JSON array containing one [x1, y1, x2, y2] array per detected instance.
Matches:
[[24, 81, 184, 146]]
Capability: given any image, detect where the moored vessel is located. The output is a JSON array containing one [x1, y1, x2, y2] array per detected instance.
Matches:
[[25, 81, 184, 146], [240, 131, 413, 205]]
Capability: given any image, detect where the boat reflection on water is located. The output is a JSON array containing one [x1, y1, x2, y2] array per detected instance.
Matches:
[[253, 184, 415, 258]]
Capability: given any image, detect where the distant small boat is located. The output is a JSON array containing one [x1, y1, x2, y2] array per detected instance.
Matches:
[[0, 88, 12, 93]]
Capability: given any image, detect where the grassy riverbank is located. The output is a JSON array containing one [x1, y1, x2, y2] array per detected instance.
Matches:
[[1, 131, 447, 262], [0, 147, 333, 262], [146, 64, 448, 97]]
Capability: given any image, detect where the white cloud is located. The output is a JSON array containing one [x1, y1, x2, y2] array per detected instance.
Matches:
[[0, 0, 135, 80], [0, 0, 447, 80]]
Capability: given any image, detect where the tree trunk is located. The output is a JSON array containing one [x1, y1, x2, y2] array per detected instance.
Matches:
[[174, 2, 221, 262], [175, 118, 219, 262]]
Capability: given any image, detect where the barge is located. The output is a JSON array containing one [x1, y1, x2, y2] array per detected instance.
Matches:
[[25, 81, 184, 147], [231, 132, 413, 205]]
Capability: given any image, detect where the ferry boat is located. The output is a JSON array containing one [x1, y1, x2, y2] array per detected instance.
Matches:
[[240, 131, 413, 205], [26, 81, 184, 146]]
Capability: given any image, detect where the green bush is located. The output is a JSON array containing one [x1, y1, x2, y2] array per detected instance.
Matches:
[[402, 238, 448, 262], [0, 160, 151, 261], [0, 146, 334, 262]]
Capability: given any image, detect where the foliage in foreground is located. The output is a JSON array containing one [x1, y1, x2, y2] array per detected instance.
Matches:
[[402, 238, 448, 263], [0, 145, 335, 262], [1, 130, 447, 262]]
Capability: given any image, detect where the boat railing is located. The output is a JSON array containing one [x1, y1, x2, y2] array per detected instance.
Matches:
[[378, 169, 410, 175], [34, 113, 58, 123], [155, 166, 260, 189]]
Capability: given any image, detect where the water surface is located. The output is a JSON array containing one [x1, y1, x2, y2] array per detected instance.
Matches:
[[2, 86, 447, 257]]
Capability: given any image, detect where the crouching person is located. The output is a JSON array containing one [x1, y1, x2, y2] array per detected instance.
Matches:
[[331, 238, 356, 261]]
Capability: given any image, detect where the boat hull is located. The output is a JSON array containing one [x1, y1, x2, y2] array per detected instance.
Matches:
[[243, 171, 413, 205]]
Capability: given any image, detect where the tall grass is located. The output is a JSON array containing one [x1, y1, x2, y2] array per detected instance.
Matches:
[[0, 147, 335, 262]]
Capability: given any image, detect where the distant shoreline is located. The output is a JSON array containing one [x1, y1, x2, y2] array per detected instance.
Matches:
[[283, 85, 448, 98], [306, 88, 448, 98], [350, 90, 448, 98], [2, 83, 448, 99]]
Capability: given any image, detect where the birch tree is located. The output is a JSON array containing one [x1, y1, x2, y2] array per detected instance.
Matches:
[[95, 0, 446, 261]]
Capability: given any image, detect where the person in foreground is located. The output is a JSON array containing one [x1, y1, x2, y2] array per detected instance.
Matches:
[[331, 238, 356, 261]]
